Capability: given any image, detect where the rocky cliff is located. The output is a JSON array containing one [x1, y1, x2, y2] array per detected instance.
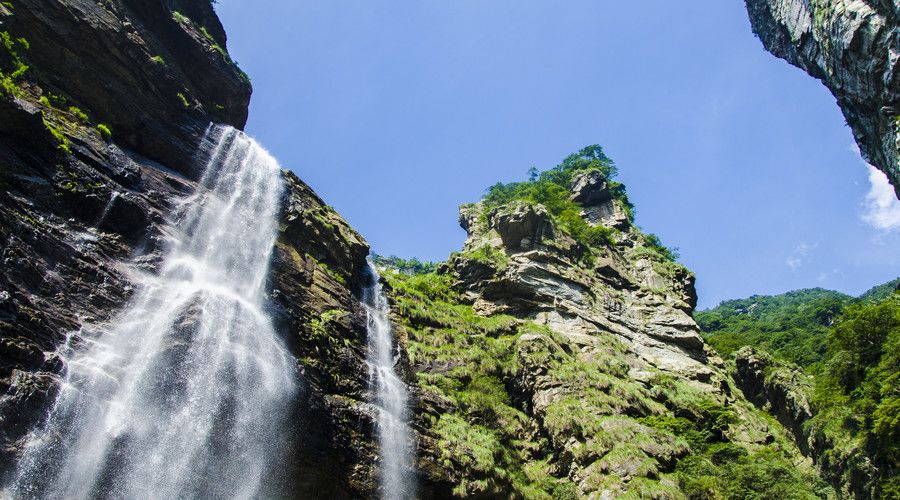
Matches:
[[744, 0, 900, 196], [382, 161, 830, 498], [1, 0, 247, 469], [0, 1, 852, 498], [0, 1, 385, 496]]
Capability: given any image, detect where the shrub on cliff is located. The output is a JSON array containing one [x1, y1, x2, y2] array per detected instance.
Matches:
[[704, 286, 900, 496], [482, 145, 632, 250], [0, 31, 29, 97], [370, 253, 438, 274]]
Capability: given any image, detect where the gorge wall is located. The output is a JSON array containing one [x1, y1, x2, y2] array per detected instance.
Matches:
[[744, 0, 900, 197], [0, 1, 384, 496], [1, 0, 251, 470], [730, 347, 874, 498], [0, 1, 864, 499]]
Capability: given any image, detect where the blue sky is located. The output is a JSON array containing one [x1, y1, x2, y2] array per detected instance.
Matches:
[[216, 1, 900, 309]]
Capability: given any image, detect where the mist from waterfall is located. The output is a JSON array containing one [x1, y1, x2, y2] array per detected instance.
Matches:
[[8, 125, 297, 499], [362, 264, 415, 500]]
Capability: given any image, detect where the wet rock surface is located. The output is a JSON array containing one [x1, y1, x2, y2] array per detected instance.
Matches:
[[0, 1, 383, 496]]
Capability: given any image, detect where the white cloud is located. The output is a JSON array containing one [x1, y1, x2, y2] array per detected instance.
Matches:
[[786, 242, 818, 270], [861, 165, 900, 231]]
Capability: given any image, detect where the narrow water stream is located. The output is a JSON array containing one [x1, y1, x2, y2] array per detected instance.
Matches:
[[362, 264, 415, 499]]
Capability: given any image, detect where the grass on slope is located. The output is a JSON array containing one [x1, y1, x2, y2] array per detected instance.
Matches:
[[388, 270, 828, 499]]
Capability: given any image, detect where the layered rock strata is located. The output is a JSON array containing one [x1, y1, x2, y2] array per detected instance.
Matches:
[[387, 169, 824, 497]]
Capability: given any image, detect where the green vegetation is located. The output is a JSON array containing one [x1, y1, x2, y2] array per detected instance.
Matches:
[[150, 55, 166, 66], [673, 443, 826, 499], [68, 106, 89, 124], [307, 308, 349, 345], [810, 291, 900, 496], [697, 288, 852, 368], [644, 233, 680, 262], [698, 279, 899, 368], [171, 11, 190, 25], [176, 92, 190, 108], [370, 253, 438, 274], [0, 31, 29, 97], [636, 375, 828, 499], [481, 145, 631, 251], [170, 9, 249, 84], [858, 277, 900, 302], [198, 26, 227, 57], [312, 257, 346, 285], [701, 280, 900, 496], [386, 270, 572, 497], [455, 244, 509, 269], [96, 123, 112, 140], [39, 92, 67, 108], [43, 119, 70, 154], [388, 269, 824, 498]]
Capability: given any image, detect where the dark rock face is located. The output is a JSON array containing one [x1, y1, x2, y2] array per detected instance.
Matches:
[[733, 347, 814, 454], [745, 0, 900, 196], [0, 0, 251, 472], [571, 170, 630, 230], [2, 0, 251, 174], [0, 130, 179, 471], [268, 171, 388, 496], [0, 1, 384, 496]]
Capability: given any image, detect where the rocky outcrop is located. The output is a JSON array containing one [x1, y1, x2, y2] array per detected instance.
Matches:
[[570, 170, 631, 230], [733, 347, 814, 453], [389, 170, 825, 498], [453, 194, 710, 370], [745, 0, 900, 196], [268, 171, 384, 496], [1, 0, 251, 172], [732, 346, 881, 499]]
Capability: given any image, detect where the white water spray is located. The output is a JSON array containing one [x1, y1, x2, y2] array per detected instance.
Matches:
[[362, 264, 415, 499], [9, 126, 297, 499]]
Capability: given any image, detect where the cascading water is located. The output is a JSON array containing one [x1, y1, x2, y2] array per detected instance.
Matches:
[[362, 264, 415, 499], [9, 125, 297, 499]]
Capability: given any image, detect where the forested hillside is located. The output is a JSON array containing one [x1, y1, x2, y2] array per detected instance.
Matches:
[[699, 281, 900, 498]]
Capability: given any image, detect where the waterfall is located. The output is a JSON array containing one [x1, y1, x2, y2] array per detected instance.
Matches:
[[362, 264, 415, 499], [9, 126, 297, 499]]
